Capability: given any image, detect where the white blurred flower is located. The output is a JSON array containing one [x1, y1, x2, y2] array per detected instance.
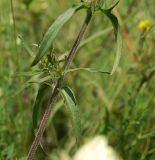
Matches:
[[16, 36, 21, 45], [73, 136, 121, 160]]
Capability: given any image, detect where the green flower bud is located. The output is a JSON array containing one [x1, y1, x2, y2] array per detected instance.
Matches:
[[81, 0, 104, 11]]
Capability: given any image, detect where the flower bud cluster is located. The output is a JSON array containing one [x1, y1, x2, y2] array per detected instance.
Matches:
[[81, 0, 103, 10]]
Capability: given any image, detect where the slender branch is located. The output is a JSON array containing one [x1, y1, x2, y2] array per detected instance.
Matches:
[[136, 67, 155, 93], [27, 10, 92, 160]]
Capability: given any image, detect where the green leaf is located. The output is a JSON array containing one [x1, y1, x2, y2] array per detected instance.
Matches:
[[29, 75, 52, 84], [31, 3, 83, 66], [99, 0, 122, 75], [65, 67, 110, 74], [32, 84, 50, 131], [61, 86, 81, 145]]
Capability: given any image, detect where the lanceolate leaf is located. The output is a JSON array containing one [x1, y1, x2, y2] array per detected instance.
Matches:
[[99, 0, 122, 75], [65, 67, 110, 74], [32, 84, 50, 131], [31, 3, 83, 66], [14, 70, 41, 77], [29, 75, 52, 84], [61, 86, 81, 145]]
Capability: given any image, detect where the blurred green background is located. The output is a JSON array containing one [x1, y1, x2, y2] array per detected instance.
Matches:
[[0, 0, 155, 159]]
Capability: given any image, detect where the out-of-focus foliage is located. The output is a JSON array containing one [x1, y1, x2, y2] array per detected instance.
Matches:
[[0, 0, 155, 159]]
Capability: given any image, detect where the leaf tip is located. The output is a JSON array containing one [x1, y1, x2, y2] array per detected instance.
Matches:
[[31, 59, 37, 67]]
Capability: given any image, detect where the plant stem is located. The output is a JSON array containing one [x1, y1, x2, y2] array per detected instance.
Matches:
[[10, 0, 18, 65], [27, 10, 92, 160]]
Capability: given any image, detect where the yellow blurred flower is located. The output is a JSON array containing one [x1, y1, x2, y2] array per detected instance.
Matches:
[[138, 19, 154, 32]]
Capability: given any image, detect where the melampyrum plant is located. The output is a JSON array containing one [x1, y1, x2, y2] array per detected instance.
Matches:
[[20, 0, 122, 159]]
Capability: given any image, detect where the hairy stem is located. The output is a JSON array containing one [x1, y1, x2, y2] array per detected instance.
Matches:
[[27, 10, 92, 160]]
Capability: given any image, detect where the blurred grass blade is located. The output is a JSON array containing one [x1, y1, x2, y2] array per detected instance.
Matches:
[[14, 76, 51, 96], [1, 143, 14, 160], [99, 0, 122, 75], [18, 35, 34, 57], [103, 107, 110, 134], [32, 84, 50, 131], [65, 68, 110, 74], [14, 70, 41, 77], [14, 81, 31, 96], [31, 3, 83, 66], [79, 27, 112, 47], [61, 86, 81, 145], [58, 27, 112, 61]]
